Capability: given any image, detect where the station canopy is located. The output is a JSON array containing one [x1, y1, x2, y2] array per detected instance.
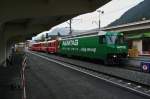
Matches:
[[127, 32, 150, 40]]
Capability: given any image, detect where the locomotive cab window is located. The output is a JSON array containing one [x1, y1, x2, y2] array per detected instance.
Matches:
[[116, 35, 124, 44], [99, 35, 105, 44], [106, 35, 124, 44]]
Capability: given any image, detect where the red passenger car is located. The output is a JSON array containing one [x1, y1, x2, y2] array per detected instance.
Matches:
[[40, 42, 47, 52], [31, 42, 41, 51], [47, 40, 59, 53]]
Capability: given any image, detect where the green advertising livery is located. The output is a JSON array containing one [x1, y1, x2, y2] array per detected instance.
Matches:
[[58, 31, 128, 64]]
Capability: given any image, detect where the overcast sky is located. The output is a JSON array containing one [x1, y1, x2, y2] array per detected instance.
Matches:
[[33, 0, 144, 40], [53, 0, 144, 30]]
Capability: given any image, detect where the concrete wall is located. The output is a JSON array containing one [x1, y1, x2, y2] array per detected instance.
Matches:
[[0, 33, 6, 66]]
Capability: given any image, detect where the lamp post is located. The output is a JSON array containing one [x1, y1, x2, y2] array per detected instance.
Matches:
[[97, 10, 104, 30], [66, 19, 72, 36], [69, 19, 72, 35]]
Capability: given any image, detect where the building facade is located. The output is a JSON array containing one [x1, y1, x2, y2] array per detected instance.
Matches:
[[127, 32, 150, 55]]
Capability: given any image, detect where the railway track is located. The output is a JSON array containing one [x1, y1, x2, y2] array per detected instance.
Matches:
[[28, 51, 150, 98], [30, 51, 150, 84], [33, 51, 141, 72]]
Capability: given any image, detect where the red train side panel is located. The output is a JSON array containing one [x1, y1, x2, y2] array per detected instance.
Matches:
[[47, 40, 59, 53], [40, 42, 47, 52], [31, 42, 41, 51], [30, 40, 59, 54]]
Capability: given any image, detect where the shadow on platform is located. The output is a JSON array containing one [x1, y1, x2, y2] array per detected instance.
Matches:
[[0, 53, 25, 99]]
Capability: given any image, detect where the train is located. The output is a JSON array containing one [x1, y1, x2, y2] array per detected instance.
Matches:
[[30, 40, 59, 53], [30, 31, 128, 65]]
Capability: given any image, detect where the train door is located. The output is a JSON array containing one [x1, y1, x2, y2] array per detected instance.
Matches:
[[98, 35, 107, 59]]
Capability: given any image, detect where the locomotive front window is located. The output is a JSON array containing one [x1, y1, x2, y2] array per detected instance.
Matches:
[[106, 35, 115, 44], [106, 35, 124, 44], [116, 36, 124, 44]]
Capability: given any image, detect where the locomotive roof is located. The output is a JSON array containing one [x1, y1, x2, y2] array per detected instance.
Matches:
[[62, 30, 106, 39], [47, 40, 57, 42], [61, 31, 123, 40]]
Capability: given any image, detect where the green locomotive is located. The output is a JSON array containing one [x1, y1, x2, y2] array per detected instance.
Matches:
[[58, 31, 128, 64]]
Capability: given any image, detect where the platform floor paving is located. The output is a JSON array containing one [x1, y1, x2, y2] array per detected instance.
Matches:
[[0, 53, 24, 99]]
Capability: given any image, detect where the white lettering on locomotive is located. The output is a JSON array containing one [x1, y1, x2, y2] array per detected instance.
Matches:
[[62, 39, 78, 46], [81, 48, 96, 53]]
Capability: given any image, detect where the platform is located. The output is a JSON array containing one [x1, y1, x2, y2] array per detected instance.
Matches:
[[0, 53, 24, 99], [126, 56, 150, 67], [25, 52, 149, 99]]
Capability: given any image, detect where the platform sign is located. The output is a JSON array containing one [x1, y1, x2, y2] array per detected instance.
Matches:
[[141, 62, 150, 73]]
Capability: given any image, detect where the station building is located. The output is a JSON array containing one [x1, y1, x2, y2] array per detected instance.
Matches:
[[127, 32, 150, 55], [101, 20, 150, 57], [101, 0, 150, 56]]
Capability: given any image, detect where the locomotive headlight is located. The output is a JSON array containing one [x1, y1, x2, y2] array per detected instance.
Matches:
[[113, 55, 117, 58]]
